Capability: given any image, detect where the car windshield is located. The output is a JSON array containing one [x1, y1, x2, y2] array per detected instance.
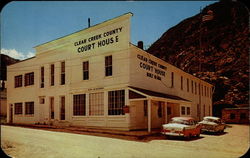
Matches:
[[171, 119, 192, 125]]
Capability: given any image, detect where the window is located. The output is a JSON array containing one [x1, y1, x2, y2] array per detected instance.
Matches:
[[191, 80, 194, 93], [60, 96, 65, 120], [181, 106, 185, 115], [24, 72, 34, 86], [50, 64, 54, 86], [203, 104, 206, 116], [207, 87, 209, 98], [15, 75, 22, 88], [204, 86, 207, 97], [41, 67, 44, 88], [158, 102, 163, 118], [25, 102, 34, 115], [89, 92, 104, 116], [108, 90, 125, 115], [61, 61, 65, 85], [14, 103, 22, 115], [198, 83, 200, 95], [240, 113, 246, 119], [105, 55, 112, 76], [187, 107, 190, 115], [171, 72, 174, 87], [39, 97, 45, 104], [197, 104, 201, 117], [230, 113, 235, 119], [144, 100, 147, 116], [73, 94, 86, 116], [83, 61, 89, 80], [181, 76, 183, 90], [201, 85, 203, 96], [195, 82, 197, 94], [187, 78, 189, 92], [167, 107, 171, 115], [50, 97, 54, 119]]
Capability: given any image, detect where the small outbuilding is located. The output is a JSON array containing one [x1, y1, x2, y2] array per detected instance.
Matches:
[[222, 107, 249, 124]]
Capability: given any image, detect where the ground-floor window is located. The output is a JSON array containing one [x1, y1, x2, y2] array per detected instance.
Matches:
[[60, 96, 65, 120], [144, 100, 147, 116], [89, 92, 104, 116], [181, 106, 185, 115], [108, 90, 125, 115], [187, 107, 190, 115], [230, 113, 235, 119], [14, 103, 22, 115], [158, 102, 163, 118], [240, 113, 246, 119], [25, 102, 34, 115], [50, 97, 54, 119], [73, 94, 86, 116]]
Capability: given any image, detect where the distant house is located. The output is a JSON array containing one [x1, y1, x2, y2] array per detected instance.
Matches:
[[222, 107, 249, 124]]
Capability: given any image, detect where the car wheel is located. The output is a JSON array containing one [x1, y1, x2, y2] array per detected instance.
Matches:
[[196, 134, 200, 137]]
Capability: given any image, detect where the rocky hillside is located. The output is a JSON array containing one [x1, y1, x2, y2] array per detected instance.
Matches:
[[0, 54, 19, 81], [147, 0, 249, 113]]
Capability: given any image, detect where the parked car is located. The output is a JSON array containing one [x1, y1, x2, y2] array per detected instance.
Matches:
[[161, 117, 202, 139], [199, 116, 226, 133]]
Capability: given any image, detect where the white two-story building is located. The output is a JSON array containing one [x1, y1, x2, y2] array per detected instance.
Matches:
[[7, 13, 213, 132]]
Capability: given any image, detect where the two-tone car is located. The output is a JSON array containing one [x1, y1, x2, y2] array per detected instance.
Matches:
[[161, 117, 202, 139], [199, 116, 226, 133]]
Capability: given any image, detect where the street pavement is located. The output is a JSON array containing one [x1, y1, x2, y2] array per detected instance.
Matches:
[[1, 124, 249, 158]]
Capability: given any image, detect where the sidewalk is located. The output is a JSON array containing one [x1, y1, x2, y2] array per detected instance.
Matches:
[[2, 123, 161, 140]]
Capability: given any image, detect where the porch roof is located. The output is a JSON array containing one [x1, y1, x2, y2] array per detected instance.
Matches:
[[128, 86, 190, 102]]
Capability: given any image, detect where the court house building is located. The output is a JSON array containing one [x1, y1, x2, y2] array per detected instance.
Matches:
[[7, 13, 213, 132]]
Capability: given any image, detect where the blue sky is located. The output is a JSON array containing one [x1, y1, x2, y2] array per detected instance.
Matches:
[[1, 1, 216, 59]]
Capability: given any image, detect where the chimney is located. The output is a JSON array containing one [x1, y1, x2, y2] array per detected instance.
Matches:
[[137, 41, 143, 50], [88, 18, 90, 28]]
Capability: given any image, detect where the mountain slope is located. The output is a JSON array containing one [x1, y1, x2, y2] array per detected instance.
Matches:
[[147, 1, 249, 112]]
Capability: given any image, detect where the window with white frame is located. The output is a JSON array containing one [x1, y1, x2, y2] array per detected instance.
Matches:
[[14, 103, 22, 115], [105, 55, 112, 76], [89, 92, 104, 116], [24, 72, 34, 86], [108, 90, 125, 115], [15, 75, 22, 88], [83, 61, 89, 80], [181, 106, 185, 115], [187, 107, 190, 115], [73, 94, 86, 116], [25, 102, 34, 115], [61, 61, 65, 85]]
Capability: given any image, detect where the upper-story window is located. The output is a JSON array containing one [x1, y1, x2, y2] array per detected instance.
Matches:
[[187, 78, 189, 92], [50, 64, 54, 86], [171, 72, 174, 88], [83, 61, 89, 80], [24, 72, 34, 86], [105, 55, 112, 76], [15, 75, 22, 88], [191, 80, 194, 93], [195, 82, 197, 94], [204, 86, 207, 97], [180, 76, 183, 90], [41, 67, 44, 88], [61, 61, 65, 85]]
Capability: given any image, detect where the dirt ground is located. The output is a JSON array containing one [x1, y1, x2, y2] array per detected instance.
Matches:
[[1, 124, 249, 158]]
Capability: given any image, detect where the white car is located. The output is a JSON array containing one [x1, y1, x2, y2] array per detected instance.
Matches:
[[199, 116, 226, 133], [161, 117, 202, 139]]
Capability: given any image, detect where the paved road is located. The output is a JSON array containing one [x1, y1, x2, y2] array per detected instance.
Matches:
[[1, 125, 249, 158]]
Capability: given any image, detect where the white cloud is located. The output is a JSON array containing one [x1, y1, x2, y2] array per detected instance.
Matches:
[[1, 48, 35, 60]]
